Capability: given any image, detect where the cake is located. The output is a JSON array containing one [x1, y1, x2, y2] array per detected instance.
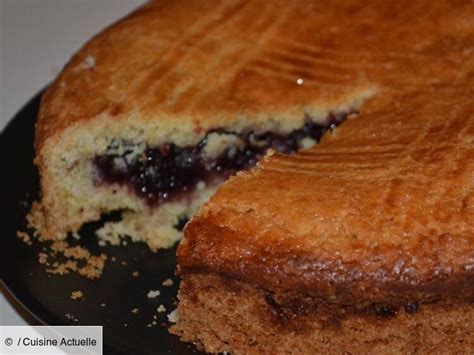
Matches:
[[33, 0, 376, 249], [172, 0, 474, 353]]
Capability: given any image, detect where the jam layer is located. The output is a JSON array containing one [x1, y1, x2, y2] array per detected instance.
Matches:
[[94, 119, 342, 206]]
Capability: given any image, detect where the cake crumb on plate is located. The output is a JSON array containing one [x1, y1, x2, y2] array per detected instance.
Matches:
[[70, 290, 83, 300], [38, 253, 48, 264], [17, 231, 32, 245], [162, 278, 173, 287], [167, 309, 178, 323], [147, 290, 160, 298]]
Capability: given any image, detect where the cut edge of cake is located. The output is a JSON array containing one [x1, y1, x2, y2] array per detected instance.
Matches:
[[33, 85, 375, 249]]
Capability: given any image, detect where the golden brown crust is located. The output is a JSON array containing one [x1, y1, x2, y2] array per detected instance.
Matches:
[[35, 0, 379, 239], [37, 0, 474, 152], [179, 85, 474, 307], [172, 274, 474, 354], [35, 0, 473, 303], [36, 0, 378, 153], [178, 0, 474, 307]]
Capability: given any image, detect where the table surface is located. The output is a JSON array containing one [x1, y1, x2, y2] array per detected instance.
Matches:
[[0, 0, 145, 326]]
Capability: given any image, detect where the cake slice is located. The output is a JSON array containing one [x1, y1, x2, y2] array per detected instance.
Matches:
[[172, 1, 474, 351], [173, 82, 474, 353], [34, 0, 472, 250], [33, 0, 377, 249]]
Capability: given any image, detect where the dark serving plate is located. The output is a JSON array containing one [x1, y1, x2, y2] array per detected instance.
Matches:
[[1, 92, 200, 355]]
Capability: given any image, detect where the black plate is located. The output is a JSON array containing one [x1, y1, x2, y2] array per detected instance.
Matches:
[[1, 92, 200, 355]]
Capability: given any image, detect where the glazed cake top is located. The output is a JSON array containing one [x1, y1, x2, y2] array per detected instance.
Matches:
[[178, 0, 474, 306], [36, 0, 471, 152]]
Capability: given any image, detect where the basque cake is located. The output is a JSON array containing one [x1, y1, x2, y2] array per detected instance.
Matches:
[[172, 0, 474, 353], [34, 0, 375, 249], [175, 85, 474, 353]]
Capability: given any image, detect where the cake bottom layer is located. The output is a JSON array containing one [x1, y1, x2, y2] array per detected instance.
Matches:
[[171, 274, 474, 354]]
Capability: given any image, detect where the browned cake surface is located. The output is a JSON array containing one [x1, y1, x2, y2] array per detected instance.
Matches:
[[179, 84, 474, 307], [32, 0, 473, 351], [178, 0, 474, 306], [35, 0, 381, 240], [36, 0, 473, 151], [175, 0, 474, 352], [36, 0, 378, 152]]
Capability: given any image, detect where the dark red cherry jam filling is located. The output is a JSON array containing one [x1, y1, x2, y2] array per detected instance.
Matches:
[[94, 117, 344, 205]]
